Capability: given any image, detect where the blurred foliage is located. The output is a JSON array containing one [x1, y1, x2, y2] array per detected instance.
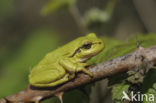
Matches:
[[142, 69, 156, 103], [0, 29, 61, 97], [85, 8, 111, 25], [0, 0, 14, 22], [41, 0, 76, 16], [84, 0, 116, 25]]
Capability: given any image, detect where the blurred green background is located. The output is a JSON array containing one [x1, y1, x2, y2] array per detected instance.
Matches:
[[0, 0, 156, 103]]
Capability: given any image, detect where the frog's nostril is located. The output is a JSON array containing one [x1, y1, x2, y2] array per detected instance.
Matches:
[[98, 42, 102, 44]]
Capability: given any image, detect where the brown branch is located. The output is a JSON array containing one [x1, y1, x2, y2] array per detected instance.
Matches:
[[1, 46, 156, 103]]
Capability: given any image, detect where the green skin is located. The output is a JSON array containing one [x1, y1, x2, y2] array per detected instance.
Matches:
[[29, 33, 104, 87]]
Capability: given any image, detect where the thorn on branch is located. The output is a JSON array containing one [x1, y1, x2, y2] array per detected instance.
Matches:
[[33, 96, 42, 103], [136, 34, 140, 48], [55, 92, 64, 103]]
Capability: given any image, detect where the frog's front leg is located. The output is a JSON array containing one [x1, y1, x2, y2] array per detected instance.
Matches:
[[59, 58, 93, 77]]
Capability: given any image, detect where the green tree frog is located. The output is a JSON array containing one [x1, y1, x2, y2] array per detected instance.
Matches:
[[29, 33, 104, 87]]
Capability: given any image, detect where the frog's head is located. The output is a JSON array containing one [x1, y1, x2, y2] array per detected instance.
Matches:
[[71, 33, 104, 62]]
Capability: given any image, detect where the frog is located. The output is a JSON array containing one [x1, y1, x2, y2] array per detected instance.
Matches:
[[29, 33, 104, 87]]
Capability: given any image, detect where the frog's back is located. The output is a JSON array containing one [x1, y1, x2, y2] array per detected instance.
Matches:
[[36, 38, 82, 66], [30, 48, 68, 76]]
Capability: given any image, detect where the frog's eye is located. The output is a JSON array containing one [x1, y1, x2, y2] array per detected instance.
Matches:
[[82, 42, 92, 49], [70, 42, 92, 57]]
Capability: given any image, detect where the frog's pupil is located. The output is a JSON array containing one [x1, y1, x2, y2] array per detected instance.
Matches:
[[82, 43, 92, 49]]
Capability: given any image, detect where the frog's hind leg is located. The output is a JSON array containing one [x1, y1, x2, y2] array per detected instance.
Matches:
[[49, 73, 75, 86], [34, 73, 74, 87], [46, 73, 75, 87], [47, 74, 69, 86]]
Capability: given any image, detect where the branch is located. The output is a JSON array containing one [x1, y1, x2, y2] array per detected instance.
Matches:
[[1, 46, 156, 103], [68, 5, 88, 34]]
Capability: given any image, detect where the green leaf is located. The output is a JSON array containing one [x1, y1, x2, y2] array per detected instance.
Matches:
[[89, 33, 156, 65], [111, 83, 129, 102], [142, 69, 156, 103], [41, 0, 76, 16], [88, 36, 123, 64]]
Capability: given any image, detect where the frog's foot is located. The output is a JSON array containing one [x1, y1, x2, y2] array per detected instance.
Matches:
[[76, 66, 93, 77], [79, 63, 89, 67], [69, 73, 75, 79], [76, 63, 93, 76], [82, 68, 93, 77], [48, 74, 71, 86]]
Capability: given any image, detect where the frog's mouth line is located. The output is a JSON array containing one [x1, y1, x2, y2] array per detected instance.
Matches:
[[79, 49, 103, 63], [79, 58, 88, 63], [70, 48, 81, 57]]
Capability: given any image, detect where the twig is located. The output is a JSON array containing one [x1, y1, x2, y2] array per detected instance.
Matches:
[[68, 5, 89, 34], [1, 46, 156, 103]]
